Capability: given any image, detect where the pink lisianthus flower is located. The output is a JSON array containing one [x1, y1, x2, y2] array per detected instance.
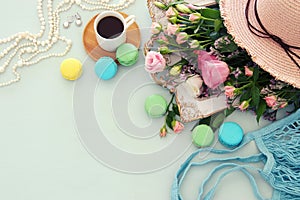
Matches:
[[166, 23, 179, 35], [224, 86, 236, 98], [239, 100, 250, 111], [176, 32, 189, 44], [264, 95, 277, 108], [150, 22, 162, 35], [196, 50, 230, 89], [145, 51, 166, 73], [244, 66, 253, 77], [172, 120, 184, 133]]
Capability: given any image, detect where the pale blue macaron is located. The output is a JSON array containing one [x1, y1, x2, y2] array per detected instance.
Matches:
[[94, 57, 118, 80], [218, 122, 244, 148]]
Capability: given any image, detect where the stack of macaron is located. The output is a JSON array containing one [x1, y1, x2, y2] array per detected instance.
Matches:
[[95, 43, 139, 80]]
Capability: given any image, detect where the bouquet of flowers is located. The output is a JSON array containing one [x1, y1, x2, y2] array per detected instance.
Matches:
[[144, 0, 300, 136]]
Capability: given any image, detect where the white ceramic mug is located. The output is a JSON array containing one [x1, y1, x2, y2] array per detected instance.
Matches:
[[94, 11, 135, 52]]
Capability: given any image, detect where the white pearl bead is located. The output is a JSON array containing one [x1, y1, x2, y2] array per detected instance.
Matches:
[[17, 60, 23, 67], [75, 0, 81, 4], [52, 37, 58, 43], [75, 19, 82, 26], [63, 21, 69, 28]]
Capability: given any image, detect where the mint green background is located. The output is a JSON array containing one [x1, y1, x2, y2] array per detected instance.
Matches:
[[0, 1, 275, 199]]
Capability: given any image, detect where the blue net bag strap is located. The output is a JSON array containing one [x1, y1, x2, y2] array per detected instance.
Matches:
[[200, 163, 268, 200], [171, 149, 266, 200], [171, 109, 300, 200]]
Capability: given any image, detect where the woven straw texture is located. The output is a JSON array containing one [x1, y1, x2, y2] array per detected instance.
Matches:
[[220, 0, 300, 88]]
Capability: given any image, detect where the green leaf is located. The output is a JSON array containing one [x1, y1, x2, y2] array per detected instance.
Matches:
[[214, 19, 222, 32], [166, 115, 173, 129], [224, 106, 235, 117], [200, 8, 221, 19], [256, 101, 267, 123], [172, 103, 180, 116], [199, 116, 211, 126], [168, 111, 176, 118], [251, 86, 260, 106], [240, 91, 251, 102], [253, 67, 259, 82]]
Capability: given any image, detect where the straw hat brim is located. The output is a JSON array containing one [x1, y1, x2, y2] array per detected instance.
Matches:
[[219, 0, 300, 88]]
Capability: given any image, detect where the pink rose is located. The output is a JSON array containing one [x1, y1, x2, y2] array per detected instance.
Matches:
[[264, 95, 277, 108], [151, 22, 162, 35], [196, 50, 218, 68], [196, 50, 229, 89], [145, 51, 166, 73], [166, 23, 179, 35], [176, 32, 189, 44], [172, 121, 184, 133], [189, 13, 201, 21], [224, 86, 236, 98], [244, 66, 253, 77], [200, 60, 230, 89], [166, 7, 176, 17]]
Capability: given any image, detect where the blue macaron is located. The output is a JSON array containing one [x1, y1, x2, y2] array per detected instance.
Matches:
[[218, 122, 244, 148], [94, 57, 118, 80]]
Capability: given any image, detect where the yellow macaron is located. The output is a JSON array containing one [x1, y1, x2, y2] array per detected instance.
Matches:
[[60, 58, 82, 80]]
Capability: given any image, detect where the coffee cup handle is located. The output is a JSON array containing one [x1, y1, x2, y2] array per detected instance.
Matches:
[[124, 15, 135, 30]]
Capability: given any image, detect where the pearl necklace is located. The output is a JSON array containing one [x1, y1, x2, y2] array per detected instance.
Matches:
[[0, 0, 135, 87]]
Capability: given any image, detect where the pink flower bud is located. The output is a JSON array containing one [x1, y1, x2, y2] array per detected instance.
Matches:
[[244, 66, 253, 77], [264, 95, 277, 108], [172, 121, 184, 134], [224, 86, 236, 98], [176, 32, 189, 44], [166, 23, 179, 35], [189, 13, 201, 21], [239, 100, 250, 111], [166, 7, 177, 17], [160, 127, 167, 137], [151, 22, 162, 35]]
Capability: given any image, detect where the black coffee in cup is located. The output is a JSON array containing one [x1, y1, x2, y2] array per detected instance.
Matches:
[[96, 16, 124, 39]]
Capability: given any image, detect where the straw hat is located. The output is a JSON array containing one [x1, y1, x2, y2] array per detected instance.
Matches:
[[219, 0, 300, 88]]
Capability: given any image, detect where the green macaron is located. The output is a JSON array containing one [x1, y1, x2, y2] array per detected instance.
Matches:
[[192, 125, 215, 147], [144, 94, 167, 118], [116, 43, 139, 66]]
